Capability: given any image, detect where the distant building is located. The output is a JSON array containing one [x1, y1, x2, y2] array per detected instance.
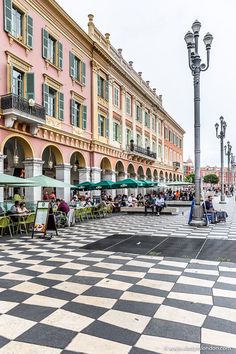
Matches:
[[183, 157, 194, 177]]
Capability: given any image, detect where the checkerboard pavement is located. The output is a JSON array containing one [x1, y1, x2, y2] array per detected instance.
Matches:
[[0, 197, 235, 353]]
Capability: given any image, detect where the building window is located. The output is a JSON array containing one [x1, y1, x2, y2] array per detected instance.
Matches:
[[145, 138, 150, 149], [12, 67, 24, 97], [158, 121, 161, 135], [126, 128, 131, 145], [136, 104, 142, 122], [152, 141, 156, 152], [43, 83, 64, 120], [98, 114, 109, 137], [113, 85, 120, 108], [71, 99, 87, 129], [145, 112, 150, 129], [4, 0, 33, 48], [97, 75, 109, 100], [113, 122, 121, 143], [126, 94, 131, 115], [137, 134, 142, 147], [69, 52, 86, 85], [42, 29, 63, 69], [10, 64, 35, 100]]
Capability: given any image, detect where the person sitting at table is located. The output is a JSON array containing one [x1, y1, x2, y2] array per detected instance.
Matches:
[[144, 194, 155, 215], [18, 202, 29, 214], [49, 191, 56, 201], [56, 199, 70, 214], [10, 201, 20, 214]]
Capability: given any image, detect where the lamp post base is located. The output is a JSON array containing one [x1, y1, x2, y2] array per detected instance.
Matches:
[[189, 205, 207, 227], [219, 200, 227, 204]]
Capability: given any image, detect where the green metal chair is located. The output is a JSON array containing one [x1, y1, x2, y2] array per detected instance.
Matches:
[[85, 207, 93, 220], [16, 213, 35, 235], [74, 208, 84, 223], [0, 216, 13, 237]]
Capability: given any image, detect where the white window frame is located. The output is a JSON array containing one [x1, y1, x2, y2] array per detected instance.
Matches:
[[126, 94, 131, 115], [113, 85, 120, 108]]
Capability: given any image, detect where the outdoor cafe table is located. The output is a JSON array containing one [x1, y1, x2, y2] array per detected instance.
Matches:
[[9, 212, 35, 234]]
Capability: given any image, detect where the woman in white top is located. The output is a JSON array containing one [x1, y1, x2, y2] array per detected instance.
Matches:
[[155, 194, 165, 215]]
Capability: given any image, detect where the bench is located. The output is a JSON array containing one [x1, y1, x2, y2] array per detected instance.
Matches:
[[121, 206, 179, 215], [166, 200, 192, 207]]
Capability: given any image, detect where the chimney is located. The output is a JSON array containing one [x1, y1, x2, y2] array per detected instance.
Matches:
[[153, 88, 156, 94], [117, 48, 122, 56], [105, 33, 110, 49], [146, 81, 150, 86], [88, 14, 94, 36], [129, 61, 133, 67], [138, 72, 142, 77]]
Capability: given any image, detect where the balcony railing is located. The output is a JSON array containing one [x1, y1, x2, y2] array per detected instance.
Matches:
[[127, 143, 157, 159], [1, 94, 45, 120], [173, 161, 181, 168]]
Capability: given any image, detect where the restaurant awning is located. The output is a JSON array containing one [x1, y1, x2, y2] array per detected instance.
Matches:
[[0, 173, 37, 187], [93, 180, 115, 190], [25, 175, 77, 188], [112, 178, 146, 189], [75, 181, 95, 191]]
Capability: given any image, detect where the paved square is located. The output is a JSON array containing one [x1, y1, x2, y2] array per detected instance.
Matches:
[[0, 196, 235, 353]]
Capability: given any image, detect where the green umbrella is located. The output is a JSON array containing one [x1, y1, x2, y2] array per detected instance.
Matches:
[[138, 179, 156, 187], [75, 181, 95, 191], [0, 173, 37, 187], [94, 180, 115, 190], [112, 178, 146, 189], [25, 175, 77, 188], [166, 181, 194, 186]]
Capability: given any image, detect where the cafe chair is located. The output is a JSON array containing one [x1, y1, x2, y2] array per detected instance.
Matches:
[[16, 213, 35, 235], [0, 216, 13, 237]]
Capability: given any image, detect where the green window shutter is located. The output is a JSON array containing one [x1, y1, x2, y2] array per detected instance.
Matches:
[[70, 99, 75, 125], [82, 105, 87, 130], [58, 42, 63, 69], [42, 28, 49, 59], [27, 15, 33, 48], [105, 80, 109, 101], [69, 52, 75, 78], [26, 73, 35, 100], [58, 92, 64, 120], [97, 75, 101, 96], [105, 117, 109, 137], [82, 62, 86, 85], [118, 125, 122, 143], [98, 114, 101, 136], [42, 83, 49, 115], [4, 0, 12, 33]]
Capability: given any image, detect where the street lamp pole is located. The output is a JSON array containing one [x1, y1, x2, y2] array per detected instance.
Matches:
[[215, 116, 227, 204], [184, 20, 213, 226], [224, 141, 232, 194], [231, 153, 235, 192]]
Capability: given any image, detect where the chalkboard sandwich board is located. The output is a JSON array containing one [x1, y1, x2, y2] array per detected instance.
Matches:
[[32, 201, 58, 239]]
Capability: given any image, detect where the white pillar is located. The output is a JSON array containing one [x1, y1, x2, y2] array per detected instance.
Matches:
[[55, 164, 71, 202], [0, 155, 6, 204], [24, 158, 44, 204], [91, 167, 101, 183], [142, 106, 145, 147], [78, 168, 91, 183], [132, 97, 136, 144], [121, 87, 126, 150], [117, 172, 128, 196], [108, 77, 114, 145]]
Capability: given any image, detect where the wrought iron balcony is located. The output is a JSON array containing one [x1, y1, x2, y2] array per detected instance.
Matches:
[[1, 94, 46, 134], [127, 143, 157, 161], [173, 161, 181, 169]]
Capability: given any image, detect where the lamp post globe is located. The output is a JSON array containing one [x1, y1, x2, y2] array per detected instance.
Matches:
[[215, 116, 227, 204]]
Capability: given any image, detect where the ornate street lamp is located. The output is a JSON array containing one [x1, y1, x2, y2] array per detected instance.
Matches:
[[48, 147, 53, 169], [224, 141, 232, 193], [184, 20, 213, 226], [215, 116, 227, 203], [13, 139, 19, 166], [231, 153, 235, 190]]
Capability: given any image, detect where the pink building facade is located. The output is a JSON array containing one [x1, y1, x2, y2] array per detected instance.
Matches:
[[0, 0, 185, 203]]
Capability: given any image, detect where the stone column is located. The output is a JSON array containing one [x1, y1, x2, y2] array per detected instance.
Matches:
[[108, 76, 114, 145], [78, 168, 91, 183], [121, 87, 126, 150], [132, 97, 136, 144], [142, 106, 145, 147], [103, 169, 116, 198], [92, 61, 99, 140], [91, 167, 101, 199], [0, 155, 6, 204], [55, 164, 71, 202], [24, 158, 44, 204]]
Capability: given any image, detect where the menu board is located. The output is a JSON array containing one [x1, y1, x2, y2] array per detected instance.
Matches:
[[33, 201, 50, 235]]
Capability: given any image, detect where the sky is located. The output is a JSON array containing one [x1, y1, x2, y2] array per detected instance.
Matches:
[[56, 0, 236, 166]]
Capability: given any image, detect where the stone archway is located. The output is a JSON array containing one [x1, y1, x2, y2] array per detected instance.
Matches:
[[153, 169, 158, 181], [100, 157, 112, 181], [70, 151, 87, 184], [137, 166, 144, 180], [127, 163, 136, 178], [146, 168, 152, 181], [115, 161, 125, 181]]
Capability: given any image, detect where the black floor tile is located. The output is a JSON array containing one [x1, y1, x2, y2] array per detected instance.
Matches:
[[203, 316, 236, 335], [171, 283, 212, 295], [81, 234, 133, 250], [0, 279, 21, 289], [213, 296, 236, 309], [67, 275, 101, 286], [129, 347, 160, 354], [144, 318, 200, 343], [82, 320, 140, 346], [63, 302, 107, 319], [107, 236, 167, 255], [0, 289, 31, 302], [39, 288, 77, 301], [0, 336, 9, 348], [163, 298, 212, 315], [30, 277, 61, 287], [16, 323, 77, 349], [113, 299, 159, 317], [128, 284, 168, 298], [198, 240, 236, 262], [8, 303, 55, 321], [149, 237, 205, 258], [83, 286, 123, 299]]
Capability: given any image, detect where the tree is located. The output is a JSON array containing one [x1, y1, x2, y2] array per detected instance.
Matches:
[[184, 173, 195, 183], [203, 173, 219, 185]]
